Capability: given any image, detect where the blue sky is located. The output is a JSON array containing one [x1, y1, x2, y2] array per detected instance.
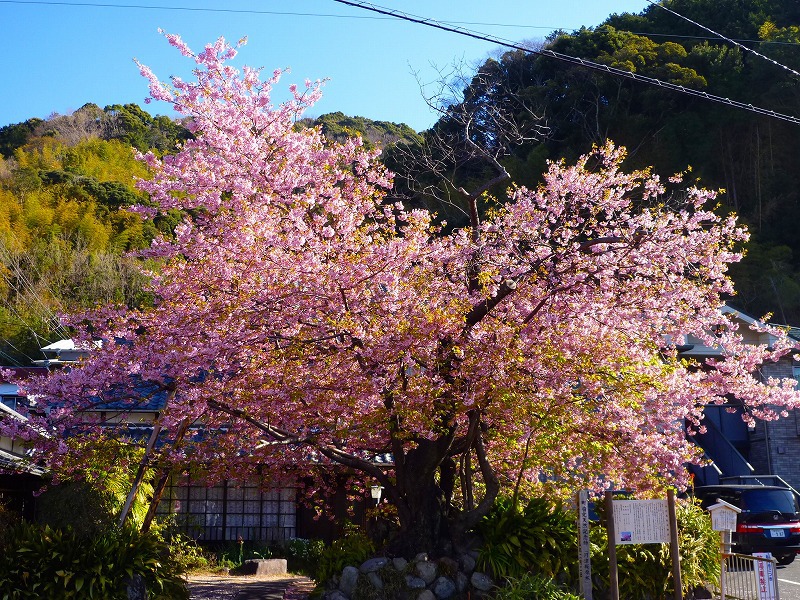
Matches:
[[1, 1, 652, 132]]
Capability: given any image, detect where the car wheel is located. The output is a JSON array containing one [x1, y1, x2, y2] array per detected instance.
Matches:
[[776, 554, 795, 566]]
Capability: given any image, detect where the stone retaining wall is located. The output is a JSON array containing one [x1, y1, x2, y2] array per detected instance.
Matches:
[[323, 553, 494, 600]]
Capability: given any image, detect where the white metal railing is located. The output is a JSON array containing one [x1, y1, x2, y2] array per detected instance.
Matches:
[[716, 553, 780, 600]]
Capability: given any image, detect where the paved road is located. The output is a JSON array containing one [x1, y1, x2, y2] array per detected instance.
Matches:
[[776, 559, 800, 600]]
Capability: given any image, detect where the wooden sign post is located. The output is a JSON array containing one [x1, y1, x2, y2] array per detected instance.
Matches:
[[667, 489, 682, 600], [577, 490, 593, 600], [707, 499, 741, 600], [604, 492, 619, 600]]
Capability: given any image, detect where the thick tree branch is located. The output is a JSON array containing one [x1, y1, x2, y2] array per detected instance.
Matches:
[[206, 398, 396, 496], [464, 277, 519, 329], [454, 418, 500, 532]]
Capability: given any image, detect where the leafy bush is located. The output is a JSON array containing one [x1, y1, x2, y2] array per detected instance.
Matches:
[[35, 480, 119, 538], [588, 499, 719, 600], [315, 526, 375, 585], [0, 522, 189, 599], [286, 537, 326, 576], [151, 518, 209, 573], [213, 539, 275, 571], [494, 573, 582, 600], [477, 497, 577, 581], [0, 501, 20, 551]]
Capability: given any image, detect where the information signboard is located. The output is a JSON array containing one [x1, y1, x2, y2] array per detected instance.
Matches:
[[605, 491, 681, 600], [611, 499, 671, 545]]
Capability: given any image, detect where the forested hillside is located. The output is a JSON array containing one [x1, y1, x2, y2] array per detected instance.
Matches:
[[0, 104, 189, 363], [391, 0, 800, 323], [0, 106, 417, 364], [2, 0, 800, 365]]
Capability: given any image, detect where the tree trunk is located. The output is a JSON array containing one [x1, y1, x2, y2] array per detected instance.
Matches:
[[385, 422, 499, 558], [391, 475, 452, 558], [384, 437, 454, 558]]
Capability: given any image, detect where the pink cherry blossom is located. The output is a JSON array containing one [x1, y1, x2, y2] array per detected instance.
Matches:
[[6, 33, 800, 556]]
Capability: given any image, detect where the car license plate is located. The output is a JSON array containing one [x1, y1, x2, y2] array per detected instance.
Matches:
[[770, 529, 786, 538]]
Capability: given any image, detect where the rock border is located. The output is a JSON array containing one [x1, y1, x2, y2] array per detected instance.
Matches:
[[323, 552, 494, 600]]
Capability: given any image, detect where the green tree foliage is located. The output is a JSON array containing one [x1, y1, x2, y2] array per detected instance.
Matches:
[[0, 118, 43, 159], [102, 103, 192, 153], [0, 102, 190, 159], [310, 111, 421, 149]]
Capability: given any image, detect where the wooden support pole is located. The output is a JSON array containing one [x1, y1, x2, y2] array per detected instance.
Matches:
[[605, 491, 619, 600], [118, 421, 161, 528], [140, 417, 192, 533], [668, 489, 682, 600], [118, 388, 176, 528]]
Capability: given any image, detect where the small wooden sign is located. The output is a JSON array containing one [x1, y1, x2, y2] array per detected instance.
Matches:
[[707, 500, 740, 532]]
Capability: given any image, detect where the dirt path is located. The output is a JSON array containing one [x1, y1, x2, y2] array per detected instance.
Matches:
[[188, 574, 315, 600]]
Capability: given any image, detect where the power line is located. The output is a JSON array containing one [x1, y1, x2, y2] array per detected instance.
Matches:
[[0, 348, 24, 366], [4, 0, 800, 46], [5, 0, 800, 120], [0, 338, 36, 365], [332, 0, 800, 126], [644, 0, 800, 79], [0, 0, 389, 18], [0, 241, 69, 341]]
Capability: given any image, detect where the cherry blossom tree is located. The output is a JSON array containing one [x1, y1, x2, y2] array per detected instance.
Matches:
[[5, 33, 800, 556]]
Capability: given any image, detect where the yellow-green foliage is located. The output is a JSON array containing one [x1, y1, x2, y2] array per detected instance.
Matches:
[[3, 137, 153, 252], [0, 136, 159, 364], [13, 137, 148, 185]]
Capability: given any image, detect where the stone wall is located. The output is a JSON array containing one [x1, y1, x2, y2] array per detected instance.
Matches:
[[323, 553, 494, 600]]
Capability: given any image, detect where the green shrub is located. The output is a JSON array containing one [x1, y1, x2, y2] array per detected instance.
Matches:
[[154, 526, 209, 573], [315, 526, 375, 585], [495, 573, 582, 600], [286, 537, 326, 576], [35, 481, 117, 537], [0, 522, 189, 599], [212, 539, 276, 571], [0, 501, 20, 551], [151, 514, 205, 566], [36, 471, 153, 536], [588, 499, 719, 600], [477, 497, 577, 582]]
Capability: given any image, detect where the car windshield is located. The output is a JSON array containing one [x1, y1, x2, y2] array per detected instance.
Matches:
[[741, 490, 799, 514]]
